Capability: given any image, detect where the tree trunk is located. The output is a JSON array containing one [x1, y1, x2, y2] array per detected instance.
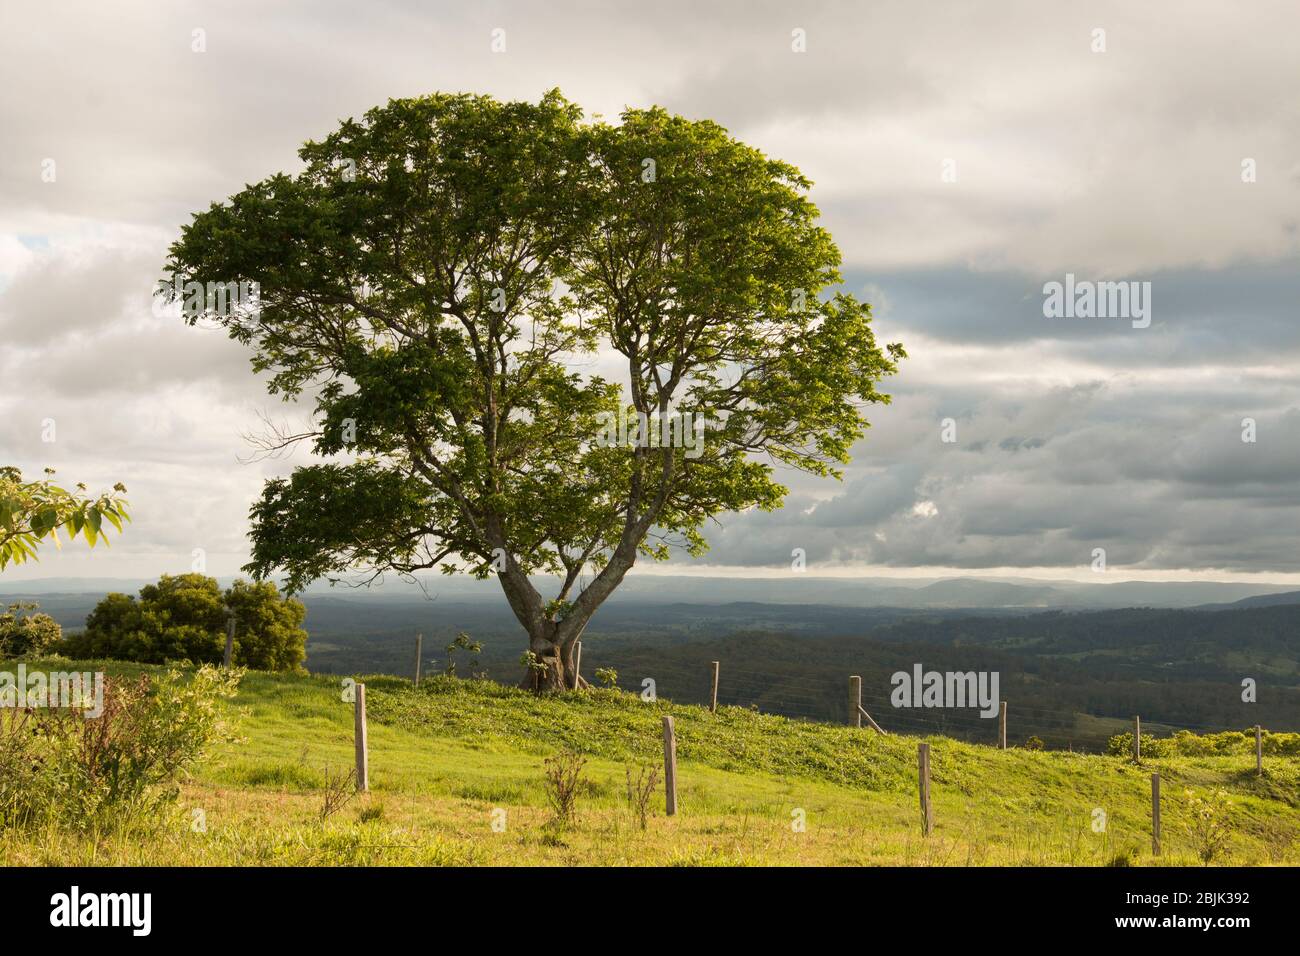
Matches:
[[487, 421, 677, 694], [493, 533, 638, 693], [524, 626, 566, 692], [519, 621, 587, 692]]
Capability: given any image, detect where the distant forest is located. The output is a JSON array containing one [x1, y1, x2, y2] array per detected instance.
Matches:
[[25, 589, 1297, 752], [292, 599, 1300, 752]]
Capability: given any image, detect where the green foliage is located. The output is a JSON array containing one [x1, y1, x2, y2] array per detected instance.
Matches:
[[1108, 728, 1300, 758], [443, 631, 482, 676], [3, 661, 1299, 866], [0, 467, 129, 570], [519, 650, 547, 679], [0, 665, 241, 831], [1105, 845, 1140, 867], [224, 578, 310, 671], [1184, 788, 1232, 864], [62, 573, 307, 671], [594, 666, 618, 688], [0, 602, 62, 657], [163, 90, 902, 661]]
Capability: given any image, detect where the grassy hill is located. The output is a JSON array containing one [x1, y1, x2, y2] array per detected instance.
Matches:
[[273, 601, 1300, 749], [3, 659, 1297, 867]]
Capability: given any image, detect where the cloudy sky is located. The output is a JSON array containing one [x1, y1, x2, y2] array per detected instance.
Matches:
[[3, 0, 1299, 584]]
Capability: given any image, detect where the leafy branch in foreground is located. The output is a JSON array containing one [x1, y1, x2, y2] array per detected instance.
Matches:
[[0, 466, 130, 571]]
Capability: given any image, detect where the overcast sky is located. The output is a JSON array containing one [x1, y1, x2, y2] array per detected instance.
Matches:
[[3, 0, 1299, 584]]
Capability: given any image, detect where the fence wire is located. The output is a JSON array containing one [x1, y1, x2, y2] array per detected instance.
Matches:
[[584, 651, 1281, 753]]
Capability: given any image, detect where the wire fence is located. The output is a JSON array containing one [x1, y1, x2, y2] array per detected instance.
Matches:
[[589, 653, 1281, 753]]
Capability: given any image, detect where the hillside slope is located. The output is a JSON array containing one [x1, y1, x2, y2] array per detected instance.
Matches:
[[3, 660, 1297, 867]]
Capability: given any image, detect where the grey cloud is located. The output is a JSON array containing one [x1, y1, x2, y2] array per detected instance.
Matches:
[[682, 372, 1300, 573], [3, 0, 1300, 580], [848, 263, 1300, 358], [0, 246, 157, 344]]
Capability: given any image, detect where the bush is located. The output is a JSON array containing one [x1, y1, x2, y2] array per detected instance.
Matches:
[[1185, 788, 1232, 864], [443, 631, 482, 677], [62, 573, 307, 671], [1107, 728, 1300, 758], [0, 602, 62, 657], [0, 665, 241, 831]]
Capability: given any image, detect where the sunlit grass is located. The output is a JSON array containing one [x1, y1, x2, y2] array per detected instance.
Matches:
[[2, 659, 1296, 866]]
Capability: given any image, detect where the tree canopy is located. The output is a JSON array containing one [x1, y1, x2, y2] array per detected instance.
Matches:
[[164, 90, 903, 689], [0, 601, 62, 657], [64, 573, 308, 671]]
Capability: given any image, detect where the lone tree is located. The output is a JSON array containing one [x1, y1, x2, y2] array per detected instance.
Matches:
[[165, 91, 903, 691]]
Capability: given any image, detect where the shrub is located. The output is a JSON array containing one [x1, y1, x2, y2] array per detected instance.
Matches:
[[0, 665, 241, 831], [1184, 788, 1232, 864], [0, 706, 42, 828], [1105, 845, 1139, 867], [444, 632, 482, 676], [1107, 728, 1300, 759], [62, 573, 307, 671], [0, 602, 62, 657]]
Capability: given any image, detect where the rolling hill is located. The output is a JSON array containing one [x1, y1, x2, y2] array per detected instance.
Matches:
[[2, 659, 1296, 867]]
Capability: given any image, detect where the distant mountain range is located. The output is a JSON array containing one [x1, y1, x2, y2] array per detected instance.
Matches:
[[4, 572, 1296, 611], [1200, 589, 1300, 610]]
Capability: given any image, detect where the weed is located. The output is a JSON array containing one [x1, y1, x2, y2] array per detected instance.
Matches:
[[543, 749, 587, 828], [625, 763, 660, 830]]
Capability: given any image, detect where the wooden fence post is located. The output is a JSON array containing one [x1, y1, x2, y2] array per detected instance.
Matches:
[[858, 706, 887, 734], [999, 700, 1007, 750], [223, 615, 235, 669], [413, 633, 422, 686], [1150, 772, 1161, 856], [662, 716, 677, 816], [1256, 724, 1263, 775], [1133, 715, 1141, 762], [709, 661, 719, 713], [354, 682, 369, 792], [572, 641, 582, 690], [849, 675, 862, 728], [918, 742, 933, 836]]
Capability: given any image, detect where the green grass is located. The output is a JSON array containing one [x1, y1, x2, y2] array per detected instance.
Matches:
[[3, 659, 1297, 866]]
